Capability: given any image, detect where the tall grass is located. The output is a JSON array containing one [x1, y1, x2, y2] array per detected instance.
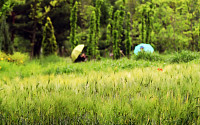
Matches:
[[0, 52, 200, 124], [1, 61, 200, 124]]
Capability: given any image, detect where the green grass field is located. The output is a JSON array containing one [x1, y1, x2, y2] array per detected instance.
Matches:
[[0, 52, 200, 124]]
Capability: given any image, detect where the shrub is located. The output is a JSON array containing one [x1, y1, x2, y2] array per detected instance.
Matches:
[[170, 51, 200, 63], [0, 52, 29, 64], [10, 52, 29, 63], [42, 17, 57, 56], [134, 51, 162, 61]]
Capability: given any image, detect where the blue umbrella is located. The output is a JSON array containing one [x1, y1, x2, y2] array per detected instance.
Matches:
[[134, 43, 154, 55]]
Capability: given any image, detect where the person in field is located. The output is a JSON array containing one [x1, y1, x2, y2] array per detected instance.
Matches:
[[74, 53, 87, 62], [71, 44, 88, 63], [134, 43, 154, 55], [140, 46, 144, 52]]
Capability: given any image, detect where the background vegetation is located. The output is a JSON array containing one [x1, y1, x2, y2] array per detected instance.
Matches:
[[0, 0, 199, 58]]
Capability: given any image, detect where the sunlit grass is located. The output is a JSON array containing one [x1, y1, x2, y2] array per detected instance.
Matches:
[[0, 53, 200, 124]]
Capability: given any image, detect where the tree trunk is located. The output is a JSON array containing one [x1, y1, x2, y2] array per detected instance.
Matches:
[[34, 39, 42, 58], [58, 45, 63, 56], [30, 0, 37, 59]]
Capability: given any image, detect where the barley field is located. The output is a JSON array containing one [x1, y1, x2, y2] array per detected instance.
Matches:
[[0, 53, 200, 124]]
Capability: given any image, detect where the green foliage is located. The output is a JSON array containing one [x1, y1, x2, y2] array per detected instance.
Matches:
[[131, 0, 200, 52], [11, 0, 70, 57], [99, 0, 111, 26], [87, 11, 96, 60], [111, 4, 127, 59], [118, 5, 125, 36], [0, 0, 15, 17], [9, 52, 29, 63], [29, 0, 51, 58], [86, 0, 101, 60], [42, 17, 57, 56], [113, 30, 120, 59], [0, 51, 28, 64], [106, 24, 111, 45], [13, 36, 30, 53], [125, 12, 131, 58], [107, 5, 113, 24], [137, 2, 154, 44], [112, 10, 121, 59], [105, 5, 113, 55], [94, 0, 102, 60], [29, 0, 50, 23], [5, 0, 200, 59], [170, 50, 200, 63], [134, 51, 162, 61], [95, 0, 102, 39], [70, 1, 78, 49]]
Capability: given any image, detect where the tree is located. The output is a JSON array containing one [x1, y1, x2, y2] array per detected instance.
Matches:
[[184, 0, 200, 51], [87, 11, 96, 60], [10, 0, 72, 57], [137, 2, 154, 44], [0, 0, 12, 18], [4, 0, 200, 55], [10, 0, 69, 58], [118, 5, 125, 51], [42, 17, 57, 56], [111, 4, 126, 59], [106, 24, 111, 45], [112, 10, 120, 59], [125, 12, 131, 58], [86, 0, 102, 60], [29, 0, 52, 58], [48, 0, 71, 56], [113, 30, 120, 59], [69, 1, 78, 50], [94, 0, 102, 59], [106, 5, 113, 45], [0, 0, 17, 54]]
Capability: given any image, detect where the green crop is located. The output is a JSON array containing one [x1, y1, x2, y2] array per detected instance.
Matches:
[[0, 53, 200, 124]]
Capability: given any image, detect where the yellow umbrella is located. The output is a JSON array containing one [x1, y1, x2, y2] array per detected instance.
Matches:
[[71, 44, 85, 62]]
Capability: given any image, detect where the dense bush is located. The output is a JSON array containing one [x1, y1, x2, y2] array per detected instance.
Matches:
[[134, 52, 162, 62], [0, 52, 29, 64], [170, 51, 200, 63], [42, 17, 58, 56]]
